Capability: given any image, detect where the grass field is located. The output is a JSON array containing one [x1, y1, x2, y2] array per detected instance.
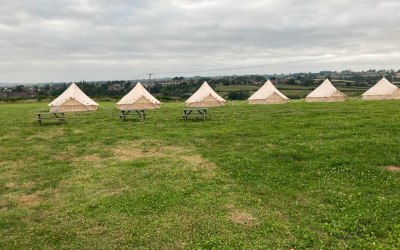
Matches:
[[1, 100, 400, 249]]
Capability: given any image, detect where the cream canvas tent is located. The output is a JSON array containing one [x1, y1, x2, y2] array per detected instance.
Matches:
[[306, 79, 346, 102], [248, 80, 289, 104], [117, 82, 161, 110], [49, 83, 98, 112], [362, 77, 400, 100], [185, 81, 226, 107]]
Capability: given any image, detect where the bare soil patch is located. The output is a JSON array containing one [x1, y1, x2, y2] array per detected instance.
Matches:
[[181, 155, 217, 178], [4, 191, 42, 207], [227, 205, 257, 226], [111, 140, 189, 161], [110, 141, 218, 179], [385, 166, 400, 172], [27, 130, 64, 140]]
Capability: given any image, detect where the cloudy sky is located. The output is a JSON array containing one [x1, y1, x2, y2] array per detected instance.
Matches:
[[1, 0, 400, 83]]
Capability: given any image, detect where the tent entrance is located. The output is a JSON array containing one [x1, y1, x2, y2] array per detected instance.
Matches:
[[50, 99, 90, 112]]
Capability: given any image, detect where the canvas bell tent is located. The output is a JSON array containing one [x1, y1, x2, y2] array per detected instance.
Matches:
[[185, 81, 226, 107], [117, 82, 161, 110], [248, 80, 289, 104], [306, 79, 346, 102], [362, 77, 400, 100], [49, 83, 98, 112]]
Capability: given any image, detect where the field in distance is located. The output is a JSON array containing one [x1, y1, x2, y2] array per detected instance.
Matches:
[[0, 100, 400, 249]]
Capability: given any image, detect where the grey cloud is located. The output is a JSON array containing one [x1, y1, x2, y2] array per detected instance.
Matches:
[[0, 0, 399, 82]]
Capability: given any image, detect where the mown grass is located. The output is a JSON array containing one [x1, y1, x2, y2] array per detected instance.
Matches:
[[1, 99, 400, 249]]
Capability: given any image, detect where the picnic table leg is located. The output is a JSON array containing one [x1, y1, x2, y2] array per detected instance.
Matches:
[[197, 109, 206, 120], [134, 110, 141, 121], [185, 110, 193, 120]]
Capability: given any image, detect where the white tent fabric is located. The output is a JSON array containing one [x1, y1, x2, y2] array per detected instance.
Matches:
[[117, 82, 161, 110], [185, 81, 226, 107], [306, 79, 346, 102], [48, 83, 98, 112], [248, 80, 289, 104], [362, 77, 399, 100]]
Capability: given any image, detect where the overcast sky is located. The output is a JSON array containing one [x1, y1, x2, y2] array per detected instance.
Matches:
[[1, 0, 399, 83]]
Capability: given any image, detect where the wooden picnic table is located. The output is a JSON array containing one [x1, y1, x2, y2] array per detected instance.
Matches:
[[36, 112, 65, 125], [119, 110, 146, 121], [182, 108, 208, 120]]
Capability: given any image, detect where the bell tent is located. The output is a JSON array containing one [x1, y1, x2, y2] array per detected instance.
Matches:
[[248, 80, 289, 104], [362, 77, 400, 100], [49, 82, 98, 112], [117, 82, 161, 110], [185, 81, 226, 107], [306, 79, 346, 102]]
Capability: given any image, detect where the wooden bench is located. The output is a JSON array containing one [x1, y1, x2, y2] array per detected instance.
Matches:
[[119, 110, 146, 121], [36, 112, 65, 125], [182, 108, 208, 120]]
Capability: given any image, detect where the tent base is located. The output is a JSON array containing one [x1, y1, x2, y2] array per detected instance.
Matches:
[[305, 97, 346, 103]]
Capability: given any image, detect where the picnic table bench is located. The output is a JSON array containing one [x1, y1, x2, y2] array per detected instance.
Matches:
[[182, 108, 208, 120], [119, 110, 146, 121], [36, 112, 65, 125]]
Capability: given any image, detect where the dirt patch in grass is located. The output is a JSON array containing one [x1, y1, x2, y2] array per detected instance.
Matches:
[[385, 166, 400, 172], [80, 154, 102, 163], [229, 210, 257, 226], [72, 129, 84, 134], [227, 205, 257, 227], [112, 146, 150, 160], [4, 181, 35, 190], [0, 199, 10, 211], [17, 193, 41, 207], [0, 159, 36, 181], [109, 140, 219, 180], [4, 191, 42, 207], [181, 155, 217, 179], [27, 129, 64, 140], [111, 141, 190, 161], [87, 225, 107, 236], [90, 187, 129, 200], [52, 145, 104, 164]]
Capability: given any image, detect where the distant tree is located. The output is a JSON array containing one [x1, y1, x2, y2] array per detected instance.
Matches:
[[300, 79, 314, 86], [386, 75, 393, 81], [287, 78, 296, 85], [13, 85, 24, 92], [254, 75, 266, 82], [227, 91, 249, 100]]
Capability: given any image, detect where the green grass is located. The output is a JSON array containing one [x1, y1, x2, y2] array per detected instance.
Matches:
[[1, 100, 400, 249]]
